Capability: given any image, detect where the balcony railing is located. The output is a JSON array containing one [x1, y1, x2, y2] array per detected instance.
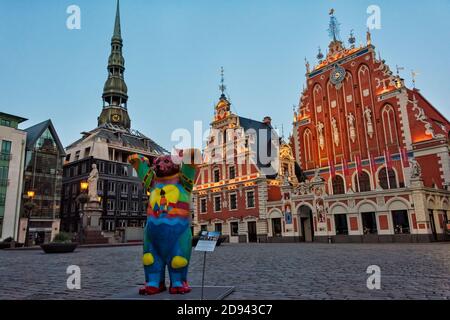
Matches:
[[0, 153, 11, 161]]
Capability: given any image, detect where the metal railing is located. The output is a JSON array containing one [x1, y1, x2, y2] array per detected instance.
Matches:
[[0, 153, 11, 161]]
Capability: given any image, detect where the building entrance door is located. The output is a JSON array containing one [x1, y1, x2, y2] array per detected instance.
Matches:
[[298, 206, 314, 242], [247, 221, 257, 243], [429, 210, 437, 241]]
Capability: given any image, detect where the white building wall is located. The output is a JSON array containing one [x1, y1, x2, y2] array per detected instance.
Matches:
[[0, 126, 27, 241]]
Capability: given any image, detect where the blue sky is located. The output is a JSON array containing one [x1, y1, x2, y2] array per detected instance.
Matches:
[[1, 0, 449, 150]]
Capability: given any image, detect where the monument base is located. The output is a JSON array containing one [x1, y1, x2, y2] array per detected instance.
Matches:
[[110, 286, 234, 300]]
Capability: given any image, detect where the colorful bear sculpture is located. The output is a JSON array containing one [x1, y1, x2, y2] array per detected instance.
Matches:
[[128, 150, 199, 295]]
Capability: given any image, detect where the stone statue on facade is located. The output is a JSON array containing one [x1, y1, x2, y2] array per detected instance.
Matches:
[[331, 117, 340, 146], [347, 113, 356, 143], [364, 107, 374, 138], [410, 158, 422, 179], [88, 164, 99, 202], [317, 122, 325, 150]]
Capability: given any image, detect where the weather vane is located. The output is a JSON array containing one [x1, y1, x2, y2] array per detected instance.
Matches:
[[328, 8, 341, 41]]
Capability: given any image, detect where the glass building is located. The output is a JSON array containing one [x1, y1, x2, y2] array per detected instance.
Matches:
[[21, 120, 65, 245]]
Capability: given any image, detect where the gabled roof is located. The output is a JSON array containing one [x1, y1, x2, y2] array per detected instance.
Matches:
[[24, 119, 66, 155], [238, 116, 279, 179]]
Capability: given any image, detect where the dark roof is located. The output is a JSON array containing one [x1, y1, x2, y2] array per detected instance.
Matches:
[[24, 119, 65, 155], [66, 126, 167, 155], [0, 112, 27, 123], [95, 128, 167, 154], [238, 116, 279, 179]]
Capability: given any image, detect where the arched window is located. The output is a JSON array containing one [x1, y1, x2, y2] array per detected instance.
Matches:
[[355, 171, 371, 192], [303, 129, 313, 166], [382, 105, 398, 145], [332, 175, 346, 195], [379, 168, 398, 189]]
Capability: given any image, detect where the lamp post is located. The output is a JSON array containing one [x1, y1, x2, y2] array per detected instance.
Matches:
[[24, 190, 36, 247], [76, 181, 89, 245]]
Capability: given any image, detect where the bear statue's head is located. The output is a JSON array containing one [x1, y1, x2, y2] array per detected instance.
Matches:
[[152, 155, 180, 178]]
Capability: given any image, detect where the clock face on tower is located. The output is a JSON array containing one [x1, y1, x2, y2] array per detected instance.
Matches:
[[330, 65, 346, 85], [111, 114, 121, 123]]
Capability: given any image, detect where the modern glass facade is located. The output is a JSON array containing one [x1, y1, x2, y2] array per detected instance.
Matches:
[[23, 128, 63, 220]]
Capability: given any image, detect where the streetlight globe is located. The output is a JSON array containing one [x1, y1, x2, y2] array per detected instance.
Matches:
[[27, 190, 35, 199], [80, 181, 89, 191]]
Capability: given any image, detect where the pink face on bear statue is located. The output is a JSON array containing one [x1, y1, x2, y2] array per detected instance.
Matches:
[[152, 155, 180, 177]]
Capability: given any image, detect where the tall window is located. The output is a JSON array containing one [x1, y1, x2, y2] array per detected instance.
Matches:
[[229, 166, 236, 179], [107, 200, 115, 211], [213, 168, 220, 183], [200, 198, 207, 213], [229, 193, 237, 210], [332, 176, 345, 195], [246, 191, 255, 208], [215, 223, 222, 233], [382, 105, 398, 145], [1, 140, 11, 154], [354, 171, 371, 192], [214, 196, 221, 212], [379, 168, 398, 189], [108, 182, 116, 193], [303, 129, 313, 166], [120, 200, 127, 211]]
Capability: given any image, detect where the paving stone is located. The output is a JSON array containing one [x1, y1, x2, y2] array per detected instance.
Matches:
[[0, 243, 449, 300]]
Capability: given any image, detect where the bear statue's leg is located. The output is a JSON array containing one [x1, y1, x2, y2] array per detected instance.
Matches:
[[139, 227, 166, 295], [168, 228, 192, 294]]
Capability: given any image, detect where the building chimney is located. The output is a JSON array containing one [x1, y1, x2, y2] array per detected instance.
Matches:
[[263, 116, 272, 125]]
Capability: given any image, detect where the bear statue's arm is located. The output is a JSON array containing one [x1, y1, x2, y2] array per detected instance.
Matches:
[[128, 154, 154, 192], [179, 149, 202, 193]]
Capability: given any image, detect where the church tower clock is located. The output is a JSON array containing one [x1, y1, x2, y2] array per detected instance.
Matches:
[[98, 0, 131, 129]]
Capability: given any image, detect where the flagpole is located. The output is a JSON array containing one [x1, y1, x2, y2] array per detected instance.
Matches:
[[385, 150, 391, 189], [399, 147, 406, 186], [355, 155, 361, 193]]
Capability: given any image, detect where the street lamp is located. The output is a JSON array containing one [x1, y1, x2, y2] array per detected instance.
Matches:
[[76, 181, 90, 245], [24, 191, 36, 247]]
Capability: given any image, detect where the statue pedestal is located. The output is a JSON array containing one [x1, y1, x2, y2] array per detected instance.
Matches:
[[82, 200, 109, 244], [84, 200, 102, 231], [410, 177, 424, 188]]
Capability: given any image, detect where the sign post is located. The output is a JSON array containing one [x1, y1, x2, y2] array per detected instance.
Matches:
[[195, 231, 221, 300]]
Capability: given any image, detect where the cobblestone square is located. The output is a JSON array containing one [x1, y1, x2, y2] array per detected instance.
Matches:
[[0, 243, 449, 300]]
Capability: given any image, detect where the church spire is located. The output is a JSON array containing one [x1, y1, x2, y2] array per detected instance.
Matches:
[[113, 0, 122, 40], [98, 0, 131, 129]]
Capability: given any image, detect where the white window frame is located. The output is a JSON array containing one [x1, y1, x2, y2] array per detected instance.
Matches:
[[229, 192, 238, 211], [200, 197, 208, 214], [245, 190, 256, 209], [213, 195, 222, 212]]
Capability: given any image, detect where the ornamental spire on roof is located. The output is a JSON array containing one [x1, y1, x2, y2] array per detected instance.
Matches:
[[113, 0, 122, 40], [328, 9, 341, 42], [98, 0, 131, 129], [219, 66, 227, 99]]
